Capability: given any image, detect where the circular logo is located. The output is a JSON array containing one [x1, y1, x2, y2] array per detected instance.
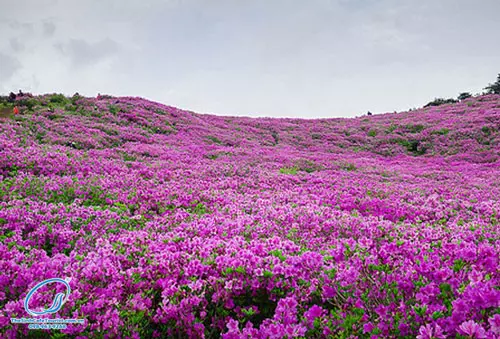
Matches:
[[24, 278, 71, 316]]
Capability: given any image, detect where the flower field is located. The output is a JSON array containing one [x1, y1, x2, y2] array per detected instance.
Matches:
[[0, 93, 499, 338]]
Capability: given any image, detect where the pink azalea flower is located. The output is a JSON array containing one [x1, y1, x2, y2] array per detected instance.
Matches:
[[489, 314, 500, 335], [416, 324, 446, 339], [459, 320, 486, 338], [303, 305, 324, 328]]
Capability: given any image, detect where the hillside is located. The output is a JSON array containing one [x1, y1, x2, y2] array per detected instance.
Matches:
[[0, 93, 499, 338]]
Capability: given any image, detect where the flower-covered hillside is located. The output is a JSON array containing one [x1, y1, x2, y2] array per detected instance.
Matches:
[[0, 93, 499, 338]]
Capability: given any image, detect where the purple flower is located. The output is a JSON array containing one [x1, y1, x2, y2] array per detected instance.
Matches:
[[2, 93, 500, 338], [459, 320, 486, 338], [363, 322, 375, 334], [416, 324, 446, 339], [489, 314, 500, 335], [303, 305, 324, 328]]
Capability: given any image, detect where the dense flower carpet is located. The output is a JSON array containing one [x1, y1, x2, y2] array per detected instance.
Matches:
[[0, 93, 499, 338]]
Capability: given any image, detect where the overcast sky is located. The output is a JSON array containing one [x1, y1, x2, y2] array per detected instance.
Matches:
[[0, 0, 499, 118]]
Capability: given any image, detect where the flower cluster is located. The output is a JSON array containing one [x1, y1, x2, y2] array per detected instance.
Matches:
[[0, 93, 499, 338]]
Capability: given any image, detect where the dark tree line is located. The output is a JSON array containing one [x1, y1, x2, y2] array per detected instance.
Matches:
[[484, 73, 500, 95], [423, 73, 500, 108]]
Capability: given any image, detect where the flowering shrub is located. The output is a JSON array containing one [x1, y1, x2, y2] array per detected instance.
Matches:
[[0, 93, 499, 338]]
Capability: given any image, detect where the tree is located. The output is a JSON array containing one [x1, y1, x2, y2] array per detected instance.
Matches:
[[423, 98, 458, 108], [457, 92, 472, 101], [484, 73, 500, 94]]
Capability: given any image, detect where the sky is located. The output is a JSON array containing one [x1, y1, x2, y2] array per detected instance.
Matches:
[[0, 0, 499, 118]]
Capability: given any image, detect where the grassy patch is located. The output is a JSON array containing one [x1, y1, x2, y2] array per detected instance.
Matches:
[[406, 124, 425, 133], [431, 128, 449, 135], [279, 166, 298, 175], [338, 161, 357, 171], [205, 136, 222, 144]]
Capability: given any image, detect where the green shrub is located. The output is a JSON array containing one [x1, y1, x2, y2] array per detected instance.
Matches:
[[279, 166, 298, 175], [398, 139, 427, 155], [295, 159, 322, 173], [432, 128, 449, 135], [406, 124, 425, 133], [484, 73, 500, 94], [205, 136, 222, 144], [337, 162, 357, 171], [108, 105, 119, 114], [271, 131, 279, 145], [424, 98, 458, 108], [386, 125, 398, 134], [49, 94, 68, 104], [481, 126, 491, 135], [457, 92, 472, 100]]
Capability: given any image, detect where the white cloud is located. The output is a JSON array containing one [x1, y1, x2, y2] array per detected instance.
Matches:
[[0, 53, 21, 81], [55, 38, 120, 67], [43, 21, 56, 37]]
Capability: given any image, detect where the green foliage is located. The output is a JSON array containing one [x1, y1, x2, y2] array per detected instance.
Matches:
[[108, 105, 119, 114], [23, 98, 38, 111], [189, 202, 209, 216], [406, 124, 425, 133], [263, 270, 273, 278], [432, 311, 445, 320], [424, 98, 458, 108], [150, 125, 174, 135], [271, 131, 279, 145], [0, 229, 14, 242], [438, 282, 454, 314], [484, 73, 500, 94], [241, 307, 255, 317], [481, 126, 491, 135], [0, 102, 14, 112], [432, 128, 450, 135], [269, 249, 287, 262], [367, 129, 377, 137], [414, 305, 427, 317], [457, 92, 472, 100], [385, 125, 398, 134], [49, 94, 69, 105], [204, 153, 218, 160], [123, 154, 137, 162], [71, 93, 82, 104], [341, 307, 365, 333], [47, 185, 77, 204], [452, 259, 466, 273], [205, 135, 222, 144], [397, 139, 427, 156], [279, 166, 298, 175], [295, 159, 322, 173], [368, 263, 392, 273], [229, 289, 278, 328], [338, 162, 357, 171]]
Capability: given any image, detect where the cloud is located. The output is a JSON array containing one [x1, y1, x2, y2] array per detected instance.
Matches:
[[55, 38, 120, 67], [9, 38, 25, 52], [43, 21, 56, 37], [8, 21, 34, 33], [0, 53, 21, 82], [0, 0, 499, 117]]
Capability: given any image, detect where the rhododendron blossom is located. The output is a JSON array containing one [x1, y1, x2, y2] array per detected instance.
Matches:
[[0, 93, 499, 338]]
